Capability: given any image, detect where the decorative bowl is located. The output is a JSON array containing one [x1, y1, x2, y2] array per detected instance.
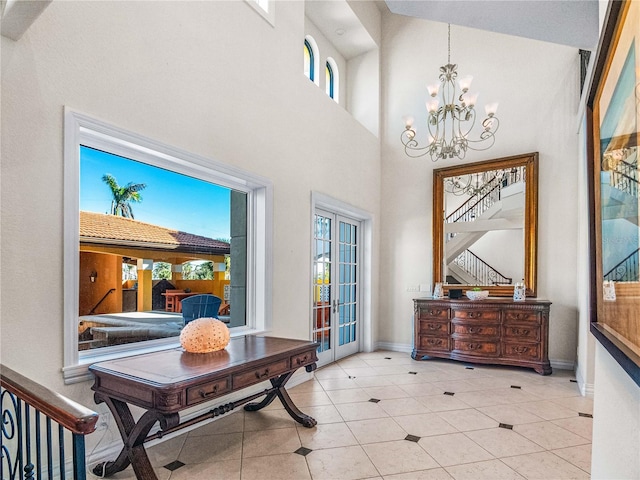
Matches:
[[466, 290, 489, 301]]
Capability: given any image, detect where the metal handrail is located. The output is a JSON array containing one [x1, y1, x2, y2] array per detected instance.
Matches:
[[1, 365, 99, 479], [604, 248, 640, 282], [88, 288, 115, 315], [451, 249, 513, 285]]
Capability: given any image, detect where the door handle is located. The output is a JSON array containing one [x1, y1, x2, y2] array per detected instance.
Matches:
[[332, 299, 338, 314]]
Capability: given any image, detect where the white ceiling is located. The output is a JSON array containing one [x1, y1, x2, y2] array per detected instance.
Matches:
[[385, 0, 600, 50]]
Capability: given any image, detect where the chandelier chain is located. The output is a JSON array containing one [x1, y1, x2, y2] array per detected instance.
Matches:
[[448, 23, 451, 65]]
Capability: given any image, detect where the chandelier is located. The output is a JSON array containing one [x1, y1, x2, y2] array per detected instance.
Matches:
[[445, 170, 504, 197], [401, 24, 500, 161]]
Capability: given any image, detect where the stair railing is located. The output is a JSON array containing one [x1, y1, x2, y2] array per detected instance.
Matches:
[[604, 248, 640, 282], [610, 159, 638, 198], [451, 249, 513, 285], [88, 288, 115, 315], [446, 166, 526, 226], [1, 365, 99, 479]]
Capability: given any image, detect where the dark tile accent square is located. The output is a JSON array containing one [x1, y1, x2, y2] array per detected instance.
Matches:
[[570, 379, 578, 383], [443, 391, 455, 396], [163, 461, 185, 471], [510, 385, 522, 389], [369, 398, 380, 403], [295, 447, 313, 456], [499, 423, 514, 430], [465, 366, 474, 370], [405, 434, 421, 442], [408, 371, 418, 375], [579, 412, 593, 418]]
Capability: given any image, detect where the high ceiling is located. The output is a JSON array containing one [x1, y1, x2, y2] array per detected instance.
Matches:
[[385, 0, 600, 50]]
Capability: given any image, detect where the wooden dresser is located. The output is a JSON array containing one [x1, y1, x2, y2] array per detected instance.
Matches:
[[413, 297, 552, 374]]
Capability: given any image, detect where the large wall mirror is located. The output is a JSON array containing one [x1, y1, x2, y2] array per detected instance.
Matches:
[[433, 152, 538, 297]]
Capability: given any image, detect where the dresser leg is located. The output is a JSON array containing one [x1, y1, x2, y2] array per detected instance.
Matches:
[[534, 363, 553, 375]]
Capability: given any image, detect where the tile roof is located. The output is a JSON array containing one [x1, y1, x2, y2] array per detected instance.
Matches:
[[80, 211, 230, 254]]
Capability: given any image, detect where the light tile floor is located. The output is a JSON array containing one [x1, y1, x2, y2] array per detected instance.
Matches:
[[93, 351, 592, 479]]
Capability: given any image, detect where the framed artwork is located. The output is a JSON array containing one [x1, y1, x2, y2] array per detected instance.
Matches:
[[587, 0, 640, 386]]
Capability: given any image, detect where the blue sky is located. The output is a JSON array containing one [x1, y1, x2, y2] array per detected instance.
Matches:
[[79, 146, 231, 240]]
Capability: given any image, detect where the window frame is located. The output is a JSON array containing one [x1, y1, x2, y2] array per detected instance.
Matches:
[[325, 57, 339, 103], [63, 108, 273, 384], [304, 36, 320, 86], [325, 61, 334, 99], [245, 0, 275, 26]]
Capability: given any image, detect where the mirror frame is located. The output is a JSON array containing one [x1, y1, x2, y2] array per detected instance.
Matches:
[[433, 152, 539, 297]]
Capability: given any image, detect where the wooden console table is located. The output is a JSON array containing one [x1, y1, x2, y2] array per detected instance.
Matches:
[[89, 335, 318, 480], [413, 297, 552, 374]]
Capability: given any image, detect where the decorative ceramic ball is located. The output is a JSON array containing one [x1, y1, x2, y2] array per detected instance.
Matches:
[[180, 318, 230, 353]]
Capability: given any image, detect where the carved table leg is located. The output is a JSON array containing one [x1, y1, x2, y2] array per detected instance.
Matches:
[[93, 393, 179, 479], [244, 369, 317, 427]]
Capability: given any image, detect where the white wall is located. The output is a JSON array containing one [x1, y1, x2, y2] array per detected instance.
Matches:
[[379, 14, 581, 365], [1, 0, 380, 405], [591, 344, 640, 478]]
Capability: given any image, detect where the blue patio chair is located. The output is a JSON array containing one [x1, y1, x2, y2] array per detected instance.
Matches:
[[181, 294, 222, 325], [181, 294, 223, 325]]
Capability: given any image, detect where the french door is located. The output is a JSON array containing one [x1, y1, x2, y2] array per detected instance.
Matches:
[[312, 210, 361, 365]]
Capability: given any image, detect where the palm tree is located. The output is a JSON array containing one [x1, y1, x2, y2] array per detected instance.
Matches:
[[101, 174, 146, 219]]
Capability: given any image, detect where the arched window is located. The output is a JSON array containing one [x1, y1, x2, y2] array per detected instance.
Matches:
[[325, 62, 334, 99], [304, 36, 319, 86], [304, 39, 314, 82], [325, 57, 339, 103]]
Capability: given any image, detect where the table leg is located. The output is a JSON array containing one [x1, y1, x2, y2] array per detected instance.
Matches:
[[93, 393, 179, 479], [244, 370, 317, 428]]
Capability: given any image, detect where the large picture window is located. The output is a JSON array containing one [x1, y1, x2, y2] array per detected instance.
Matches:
[[63, 110, 272, 382], [78, 146, 247, 351]]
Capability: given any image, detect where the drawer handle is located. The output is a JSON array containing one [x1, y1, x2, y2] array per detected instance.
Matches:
[[467, 312, 482, 319], [255, 368, 270, 379], [296, 355, 309, 366], [467, 327, 483, 334], [427, 323, 442, 331], [428, 309, 442, 316], [198, 385, 219, 398], [513, 346, 529, 354], [467, 343, 482, 350], [512, 328, 530, 335], [427, 339, 443, 346], [512, 313, 527, 320]]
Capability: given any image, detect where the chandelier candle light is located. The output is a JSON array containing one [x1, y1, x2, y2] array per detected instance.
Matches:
[[401, 24, 500, 161]]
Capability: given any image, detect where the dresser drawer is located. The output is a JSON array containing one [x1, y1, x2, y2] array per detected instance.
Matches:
[[416, 306, 449, 320], [417, 335, 450, 352], [418, 319, 450, 335], [452, 309, 500, 322], [503, 325, 540, 341], [452, 339, 499, 356], [503, 342, 540, 360], [290, 351, 315, 368], [186, 377, 230, 406], [452, 323, 498, 337], [232, 358, 290, 389], [503, 310, 541, 324]]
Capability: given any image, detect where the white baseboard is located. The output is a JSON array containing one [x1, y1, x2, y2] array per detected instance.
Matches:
[[375, 341, 413, 353], [574, 367, 595, 397], [550, 359, 576, 371]]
